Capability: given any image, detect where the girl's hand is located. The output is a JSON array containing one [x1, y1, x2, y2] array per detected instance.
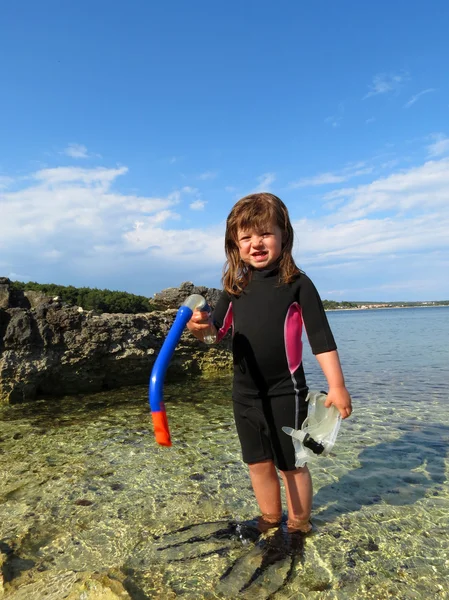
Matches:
[[324, 386, 352, 419], [186, 310, 214, 340]]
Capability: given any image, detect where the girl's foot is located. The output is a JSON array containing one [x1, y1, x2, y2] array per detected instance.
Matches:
[[287, 518, 312, 534], [258, 513, 282, 533]]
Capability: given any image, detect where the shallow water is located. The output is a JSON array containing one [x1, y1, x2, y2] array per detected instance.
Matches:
[[1, 307, 448, 598]]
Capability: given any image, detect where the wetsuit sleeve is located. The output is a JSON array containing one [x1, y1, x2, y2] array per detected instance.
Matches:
[[211, 290, 232, 338], [297, 274, 337, 355]]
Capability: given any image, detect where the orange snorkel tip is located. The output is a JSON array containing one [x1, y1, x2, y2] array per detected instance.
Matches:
[[151, 411, 172, 447], [149, 296, 209, 446]]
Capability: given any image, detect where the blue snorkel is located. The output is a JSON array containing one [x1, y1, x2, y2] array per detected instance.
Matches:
[[149, 294, 213, 446]]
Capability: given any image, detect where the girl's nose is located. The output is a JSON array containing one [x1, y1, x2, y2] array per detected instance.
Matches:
[[252, 234, 264, 246]]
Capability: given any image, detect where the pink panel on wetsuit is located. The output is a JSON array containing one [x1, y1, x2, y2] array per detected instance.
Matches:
[[217, 303, 233, 342], [284, 302, 303, 375]]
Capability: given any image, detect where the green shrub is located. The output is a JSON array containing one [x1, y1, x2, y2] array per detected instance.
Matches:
[[10, 281, 156, 314]]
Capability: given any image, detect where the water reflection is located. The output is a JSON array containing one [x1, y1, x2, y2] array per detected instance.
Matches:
[[1, 373, 448, 598], [314, 424, 449, 524]]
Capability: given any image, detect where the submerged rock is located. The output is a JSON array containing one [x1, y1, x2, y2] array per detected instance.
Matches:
[[2, 569, 131, 600], [0, 279, 232, 404]]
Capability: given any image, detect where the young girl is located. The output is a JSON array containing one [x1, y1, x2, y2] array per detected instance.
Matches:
[[187, 193, 352, 533]]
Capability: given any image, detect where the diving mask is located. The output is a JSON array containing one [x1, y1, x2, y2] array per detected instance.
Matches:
[[282, 390, 342, 468]]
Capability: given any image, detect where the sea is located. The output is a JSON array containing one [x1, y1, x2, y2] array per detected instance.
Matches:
[[0, 306, 448, 599]]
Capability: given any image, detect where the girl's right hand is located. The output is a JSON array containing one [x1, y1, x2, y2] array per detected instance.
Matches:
[[186, 310, 215, 340]]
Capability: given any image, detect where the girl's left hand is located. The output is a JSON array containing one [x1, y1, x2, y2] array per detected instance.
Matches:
[[324, 386, 352, 419]]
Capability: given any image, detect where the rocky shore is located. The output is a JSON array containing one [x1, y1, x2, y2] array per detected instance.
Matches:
[[0, 278, 232, 405]]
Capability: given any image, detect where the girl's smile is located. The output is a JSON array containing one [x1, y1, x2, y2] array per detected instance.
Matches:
[[237, 224, 283, 269]]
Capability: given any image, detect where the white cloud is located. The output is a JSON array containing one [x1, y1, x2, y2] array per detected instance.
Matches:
[[0, 163, 224, 278], [285, 156, 449, 296], [2, 153, 448, 299], [189, 200, 206, 210], [403, 88, 436, 108], [322, 274, 445, 299], [123, 223, 224, 262], [0, 166, 179, 250], [427, 133, 449, 157], [322, 158, 449, 221], [364, 72, 408, 99], [366, 117, 376, 124], [294, 213, 448, 263]]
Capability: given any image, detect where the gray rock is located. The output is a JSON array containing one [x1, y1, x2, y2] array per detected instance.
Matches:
[[0, 278, 11, 310], [153, 281, 222, 309], [0, 279, 232, 404]]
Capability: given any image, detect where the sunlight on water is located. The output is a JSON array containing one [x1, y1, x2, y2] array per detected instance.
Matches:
[[0, 307, 448, 598]]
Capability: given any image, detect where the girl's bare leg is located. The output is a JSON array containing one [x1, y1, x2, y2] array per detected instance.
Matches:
[[248, 460, 282, 529], [280, 465, 313, 532]]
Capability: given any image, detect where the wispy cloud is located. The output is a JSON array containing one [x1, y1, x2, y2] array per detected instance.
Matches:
[[253, 172, 276, 192], [403, 88, 436, 108], [198, 171, 217, 180], [181, 186, 198, 194], [63, 143, 99, 159], [189, 200, 206, 210], [427, 133, 449, 157], [34, 166, 128, 187], [7, 271, 32, 281], [290, 162, 373, 188], [324, 103, 344, 128], [0, 176, 13, 190], [366, 117, 376, 124], [364, 72, 409, 99]]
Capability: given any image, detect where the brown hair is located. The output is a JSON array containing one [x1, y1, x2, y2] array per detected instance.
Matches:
[[222, 192, 299, 295]]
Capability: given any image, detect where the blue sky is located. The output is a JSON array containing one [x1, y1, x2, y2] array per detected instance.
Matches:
[[1, 1, 448, 301]]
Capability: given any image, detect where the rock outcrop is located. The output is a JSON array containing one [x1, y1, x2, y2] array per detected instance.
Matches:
[[152, 281, 223, 309], [0, 279, 232, 404]]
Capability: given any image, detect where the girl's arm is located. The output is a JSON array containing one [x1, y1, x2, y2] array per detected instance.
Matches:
[[315, 350, 352, 419]]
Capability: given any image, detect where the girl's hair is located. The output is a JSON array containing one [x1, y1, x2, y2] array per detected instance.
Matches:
[[222, 192, 299, 294]]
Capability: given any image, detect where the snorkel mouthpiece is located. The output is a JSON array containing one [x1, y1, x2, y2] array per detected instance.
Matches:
[[302, 433, 325, 455], [282, 390, 342, 467]]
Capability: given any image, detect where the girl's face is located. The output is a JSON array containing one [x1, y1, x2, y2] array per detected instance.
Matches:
[[237, 221, 283, 269]]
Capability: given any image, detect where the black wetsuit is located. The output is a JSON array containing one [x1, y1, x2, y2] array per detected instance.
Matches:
[[213, 267, 337, 470]]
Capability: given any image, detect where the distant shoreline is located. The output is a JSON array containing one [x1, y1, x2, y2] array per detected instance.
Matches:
[[326, 304, 449, 312]]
